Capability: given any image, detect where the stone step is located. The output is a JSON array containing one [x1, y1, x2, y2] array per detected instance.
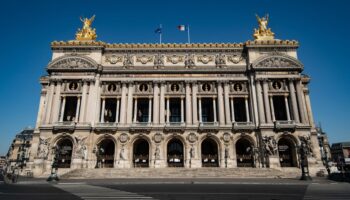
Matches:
[[61, 168, 300, 179]]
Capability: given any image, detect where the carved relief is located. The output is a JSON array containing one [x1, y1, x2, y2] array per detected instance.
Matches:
[[119, 133, 129, 143], [154, 54, 164, 68], [49, 56, 95, 69], [153, 133, 163, 143], [299, 135, 314, 157], [222, 132, 231, 143], [187, 133, 198, 143], [105, 55, 123, 64], [123, 54, 134, 68], [227, 54, 243, 64], [262, 136, 277, 156], [136, 55, 154, 64], [185, 54, 196, 68], [166, 55, 184, 64], [74, 136, 88, 159], [256, 57, 294, 68], [215, 54, 226, 68], [197, 55, 214, 64], [37, 137, 51, 159]]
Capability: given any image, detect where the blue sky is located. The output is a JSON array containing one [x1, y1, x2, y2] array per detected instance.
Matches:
[[0, 0, 349, 155]]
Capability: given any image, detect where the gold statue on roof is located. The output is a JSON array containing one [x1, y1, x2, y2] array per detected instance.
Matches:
[[75, 15, 97, 41], [253, 14, 275, 40]]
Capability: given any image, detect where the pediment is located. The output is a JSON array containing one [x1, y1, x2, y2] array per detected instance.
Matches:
[[47, 55, 98, 71], [252, 55, 303, 71]]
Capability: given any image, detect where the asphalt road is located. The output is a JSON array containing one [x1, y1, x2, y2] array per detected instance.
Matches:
[[0, 178, 349, 200]]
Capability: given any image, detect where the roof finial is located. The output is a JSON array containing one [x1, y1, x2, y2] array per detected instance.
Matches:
[[75, 15, 97, 41], [253, 14, 275, 40]]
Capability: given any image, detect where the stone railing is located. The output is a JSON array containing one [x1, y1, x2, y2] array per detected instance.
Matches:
[[274, 120, 296, 131], [233, 121, 256, 131]]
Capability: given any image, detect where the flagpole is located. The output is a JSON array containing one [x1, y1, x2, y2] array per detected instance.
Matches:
[[187, 25, 190, 44], [160, 24, 162, 44]]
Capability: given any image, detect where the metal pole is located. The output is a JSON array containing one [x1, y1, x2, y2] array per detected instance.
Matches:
[[160, 24, 162, 44], [187, 25, 190, 44]]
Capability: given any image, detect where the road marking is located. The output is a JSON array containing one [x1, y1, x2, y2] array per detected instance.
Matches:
[[54, 184, 157, 200]]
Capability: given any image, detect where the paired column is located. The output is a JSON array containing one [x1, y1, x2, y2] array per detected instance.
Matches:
[[245, 97, 250, 122], [198, 98, 202, 123], [75, 97, 81, 123], [115, 98, 120, 123], [284, 95, 291, 121], [217, 82, 225, 125], [180, 97, 184, 123], [79, 80, 88, 123], [185, 82, 192, 124], [192, 83, 198, 124], [262, 80, 272, 123], [213, 98, 217, 123], [44, 82, 55, 124], [133, 98, 138, 123], [153, 82, 160, 124], [126, 82, 134, 124], [256, 80, 265, 124], [148, 98, 152, 123], [159, 82, 165, 124], [289, 79, 300, 123], [230, 98, 235, 122], [59, 96, 66, 122], [269, 96, 275, 122], [166, 97, 170, 123], [296, 80, 307, 124], [51, 81, 62, 123], [223, 82, 231, 124], [119, 82, 127, 124], [100, 98, 106, 123]]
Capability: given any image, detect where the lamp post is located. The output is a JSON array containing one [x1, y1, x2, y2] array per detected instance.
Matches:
[[299, 143, 312, 181], [47, 145, 60, 182]]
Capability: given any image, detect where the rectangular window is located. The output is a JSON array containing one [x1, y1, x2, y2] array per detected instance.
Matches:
[[201, 98, 214, 122], [103, 99, 117, 122], [63, 97, 77, 122], [170, 98, 181, 122], [136, 98, 149, 122], [273, 96, 287, 120], [233, 98, 247, 122]]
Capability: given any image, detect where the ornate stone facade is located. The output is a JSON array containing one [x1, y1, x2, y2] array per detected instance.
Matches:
[[24, 17, 324, 177]]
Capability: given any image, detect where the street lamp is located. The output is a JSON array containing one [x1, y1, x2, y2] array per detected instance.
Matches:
[[299, 143, 312, 181], [47, 145, 60, 182]]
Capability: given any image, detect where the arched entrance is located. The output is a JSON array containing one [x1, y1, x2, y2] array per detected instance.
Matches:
[[96, 139, 115, 168], [201, 138, 219, 167], [278, 138, 297, 167], [236, 138, 254, 167], [133, 139, 149, 167], [56, 138, 73, 168], [167, 138, 184, 167]]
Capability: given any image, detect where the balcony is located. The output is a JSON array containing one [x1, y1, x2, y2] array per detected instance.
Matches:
[[53, 121, 76, 132], [94, 122, 118, 132], [233, 122, 256, 131], [165, 122, 185, 132], [274, 120, 296, 132], [199, 122, 219, 132], [130, 122, 152, 132]]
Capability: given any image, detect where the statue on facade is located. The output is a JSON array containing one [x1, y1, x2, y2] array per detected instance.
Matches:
[[224, 146, 230, 159], [154, 146, 160, 160], [154, 54, 164, 69], [190, 146, 195, 159], [263, 136, 277, 156], [119, 146, 126, 160], [185, 54, 196, 68], [37, 137, 51, 159], [76, 15, 97, 41], [299, 135, 314, 157], [74, 136, 88, 159], [253, 14, 275, 40], [215, 54, 226, 68], [123, 54, 134, 68]]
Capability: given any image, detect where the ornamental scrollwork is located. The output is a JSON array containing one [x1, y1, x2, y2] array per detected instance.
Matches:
[[48, 56, 96, 70], [154, 54, 164, 69], [166, 55, 184, 64], [227, 54, 243, 64], [123, 54, 134, 68], [185, 54, 196, 68], [197, 55, 214, 64], [215, 54, 226, 68], [105, 55, 123, 64], [136, 55, 154, 64]]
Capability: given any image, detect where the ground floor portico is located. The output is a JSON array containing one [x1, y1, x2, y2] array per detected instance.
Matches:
[[28, 128, 323, 177]]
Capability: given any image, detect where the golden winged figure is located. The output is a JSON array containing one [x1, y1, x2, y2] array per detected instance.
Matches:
[[76, 15, 97, 41]]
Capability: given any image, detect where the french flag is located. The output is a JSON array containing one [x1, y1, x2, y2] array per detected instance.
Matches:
[[178, 25, 187, 31]]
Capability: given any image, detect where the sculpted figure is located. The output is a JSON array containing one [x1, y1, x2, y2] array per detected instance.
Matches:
[[190, 146, 195, 159], [155, 146, 160, 160], [74, 136, 88, 159], [80, 15, 95, 30], [38, 137, 51, 159], [256, 14, 269, 31], [120, 146, 126, 160]]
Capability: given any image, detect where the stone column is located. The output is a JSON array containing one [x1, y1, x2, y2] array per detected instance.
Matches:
[[262, 80, 271, 123], [94, 75, 101, 125], [133, 98, 138, 123], [119, 82, 127, 124], [213, 98, 217, 123], [269, 96, 275, 122], [185, 82, 192, 124], [159, 82, 165, 124], [250, 76, 259, 126], [245, 97, 250, 122], [296, 80, 307, 124], [166, 97, 170, 123], [44, 82, 55, 124], [35, 90, 46, 128], [304, 91, 315, 127], [59, 96, 66, 122], [256, 80, 265, 124], [153, 82, 159, 124], [100, 98, 105, 123], [79, 81, 88, 123], [217, 82, 225, 125], [86, 80, 95, 124], [148, 98, 152, 123], [75, 97, 81, 123], [192, 82, 198, 124], [51, 81, 62, 123], [223, 82, 231, 124], [284, 95, 291, 121], [181, 97, 184, 123], [198, 98, 202, 123], [115, 98, 120, 123], [230, 98, 235, 122], [126, 83, 134, 124], [288, 79, 300, 123]]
